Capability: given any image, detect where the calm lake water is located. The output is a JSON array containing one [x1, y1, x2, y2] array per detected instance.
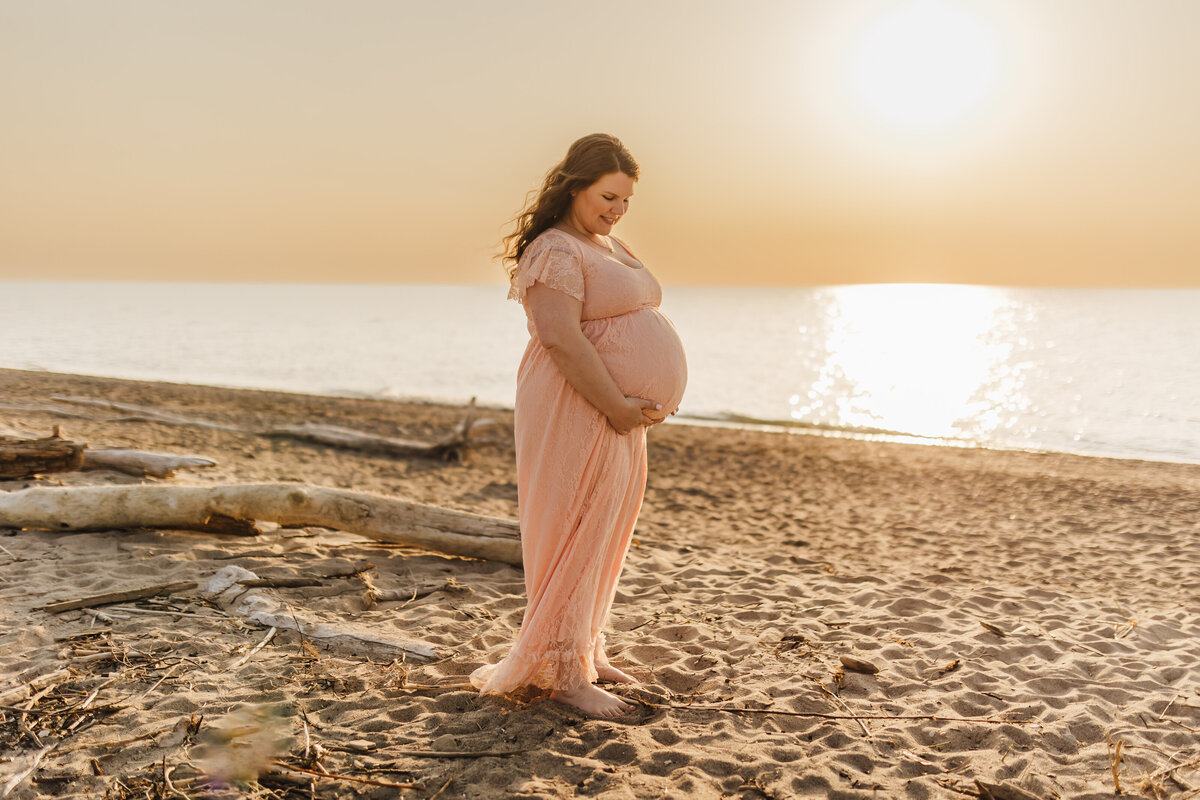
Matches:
[[2, 282, 1198, 464]]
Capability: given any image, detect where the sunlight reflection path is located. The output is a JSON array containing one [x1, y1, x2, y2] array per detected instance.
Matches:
[[790, 284, 1018, 441]]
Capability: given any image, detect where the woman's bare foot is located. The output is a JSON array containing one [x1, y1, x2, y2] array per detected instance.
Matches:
[[595, 664, 638, 684], [550, 684, 633, 718]]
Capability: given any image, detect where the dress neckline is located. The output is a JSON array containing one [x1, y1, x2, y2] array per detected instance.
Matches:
[[550, 226, 644, 271]]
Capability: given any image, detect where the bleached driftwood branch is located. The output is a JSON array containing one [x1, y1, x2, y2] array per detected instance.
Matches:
[[204, 565, 438, 662], [0, 405, 97, 423], [51, 394, 491, 461], [0, 483, 522, 565], [80, 449, 217, 478], [50, 395, 245, 432]]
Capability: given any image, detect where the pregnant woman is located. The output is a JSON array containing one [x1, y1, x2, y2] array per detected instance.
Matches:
[[470, 134, 687, 718]]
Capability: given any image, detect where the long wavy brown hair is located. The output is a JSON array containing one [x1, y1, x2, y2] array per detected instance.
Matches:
[[502, 133, 640, 279]]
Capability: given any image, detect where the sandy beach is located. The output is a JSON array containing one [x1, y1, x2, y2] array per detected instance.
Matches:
[[1, 366, 1198, 799]]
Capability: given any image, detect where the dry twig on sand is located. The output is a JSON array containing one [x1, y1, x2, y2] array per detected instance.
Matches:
[[625, 696, 1033, 726], [811, 678, 872, 737], [979, 620, 1009, 637], [36, 582, 198, 614], [270, 760, 424, 790], [1137, 758, 1200, 796], [1107, 734, 1126, 794], [229, 627, 278, 670], [391, 747, 534, 758]]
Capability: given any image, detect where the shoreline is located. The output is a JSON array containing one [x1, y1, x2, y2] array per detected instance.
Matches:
[[2, 367, 1199, 798], [5, 365, 1196, 470]]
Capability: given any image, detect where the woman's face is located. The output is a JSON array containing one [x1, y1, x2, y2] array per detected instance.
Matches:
[[566, 171, 635, 239]]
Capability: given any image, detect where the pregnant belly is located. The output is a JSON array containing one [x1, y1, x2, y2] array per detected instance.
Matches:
[[586, 307, 688, 412]]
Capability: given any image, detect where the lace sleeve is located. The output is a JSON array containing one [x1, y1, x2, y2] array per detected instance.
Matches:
[[508, 236, 585, 304]]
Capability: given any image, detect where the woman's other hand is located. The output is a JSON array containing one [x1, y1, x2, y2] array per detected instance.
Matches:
[[608, 397, 661, 435], [642, 403, 671, 426]]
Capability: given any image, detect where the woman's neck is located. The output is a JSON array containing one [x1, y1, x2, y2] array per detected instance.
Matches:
[[556, 221, 613, 252]]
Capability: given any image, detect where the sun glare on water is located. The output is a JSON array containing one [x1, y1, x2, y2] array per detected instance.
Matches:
[[847, 1, 1002, 131], [791, 285, 1017, 441]]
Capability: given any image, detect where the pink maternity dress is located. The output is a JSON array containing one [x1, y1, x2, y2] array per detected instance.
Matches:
[[470, 228, 688, 695]]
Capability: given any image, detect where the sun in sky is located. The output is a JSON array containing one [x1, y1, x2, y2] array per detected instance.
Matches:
[[847, 0, 1002, 131], [2, 1, 1199, 286], [797, 0, 1028, 164]]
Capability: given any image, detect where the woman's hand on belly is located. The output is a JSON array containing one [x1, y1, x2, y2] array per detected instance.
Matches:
[[609, 396, 662, 435], [641, 404, 671, 426]]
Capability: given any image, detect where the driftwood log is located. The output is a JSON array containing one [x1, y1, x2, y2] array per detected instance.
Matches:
[[50, 394, 491, 461], [0, 483, 522, 565], [49, 395, 244, 432], [204, 565, 438, 662], [0, 430, 85, 480]]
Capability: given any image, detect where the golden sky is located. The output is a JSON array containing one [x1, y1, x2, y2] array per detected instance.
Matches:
[[2, 0, 1198, 287]]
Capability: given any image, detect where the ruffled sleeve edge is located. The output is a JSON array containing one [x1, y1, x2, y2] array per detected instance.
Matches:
[[508, 232, 585, 304]]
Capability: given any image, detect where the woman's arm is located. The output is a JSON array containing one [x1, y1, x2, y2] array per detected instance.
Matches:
[[525, 283, 662, 435]]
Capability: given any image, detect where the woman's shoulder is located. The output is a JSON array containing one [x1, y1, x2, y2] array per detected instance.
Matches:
[[511, 228, 587, 303], [526, 227, 583, 255], [519, 229, 587, 275]]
